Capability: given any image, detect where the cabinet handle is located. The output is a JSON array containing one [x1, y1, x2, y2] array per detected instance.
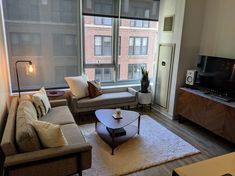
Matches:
[[162, 61, 166, 66]]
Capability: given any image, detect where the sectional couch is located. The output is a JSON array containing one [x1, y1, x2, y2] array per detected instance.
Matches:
[[1, 97, 92, 176]]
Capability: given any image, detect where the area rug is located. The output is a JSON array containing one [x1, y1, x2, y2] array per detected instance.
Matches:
[[80, 115, 199, 176]]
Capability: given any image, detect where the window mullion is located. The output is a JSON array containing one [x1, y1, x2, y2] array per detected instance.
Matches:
[[113, 18, 119, 82]]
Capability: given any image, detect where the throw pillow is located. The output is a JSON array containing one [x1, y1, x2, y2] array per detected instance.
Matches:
[[64, 75, 89, 99], [32, 120, 68, 148], [32, 87, 51, 118], [87, 80, 102, 98], [16, 100, 41, 152]]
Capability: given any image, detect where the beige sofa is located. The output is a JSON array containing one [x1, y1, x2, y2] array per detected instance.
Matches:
[[1, 97, 92, 176], [69, 87, 138, 113]]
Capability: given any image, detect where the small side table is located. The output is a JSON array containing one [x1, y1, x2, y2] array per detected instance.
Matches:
[[46, 90, 65, 99], [46, 90, 68, 106]]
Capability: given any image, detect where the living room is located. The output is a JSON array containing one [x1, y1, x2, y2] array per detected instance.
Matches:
[[1, 0, 235, 176]]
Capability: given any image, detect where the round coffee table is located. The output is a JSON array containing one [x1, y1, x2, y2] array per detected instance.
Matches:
[[95, 109, 141, 155]]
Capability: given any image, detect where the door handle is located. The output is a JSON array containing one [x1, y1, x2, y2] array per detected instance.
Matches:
[[162, 61, 166, 66]]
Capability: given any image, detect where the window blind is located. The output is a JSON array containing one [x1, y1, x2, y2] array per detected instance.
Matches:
[[82, 0, 160, 21], [121, 0, 160, 21]]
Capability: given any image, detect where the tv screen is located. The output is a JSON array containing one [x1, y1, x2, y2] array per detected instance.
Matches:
[[196, 55, 235, 98]]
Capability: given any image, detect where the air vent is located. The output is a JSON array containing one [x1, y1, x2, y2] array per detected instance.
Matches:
[[164, 16, 174, 32]]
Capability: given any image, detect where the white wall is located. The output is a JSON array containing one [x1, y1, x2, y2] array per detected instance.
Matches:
[[200, 0, 235, 59], [155, 0, 206, 118], [155, 0, 186, 118]]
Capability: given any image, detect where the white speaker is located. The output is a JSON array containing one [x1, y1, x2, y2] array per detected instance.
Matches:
[[186, 70, 197, 86]]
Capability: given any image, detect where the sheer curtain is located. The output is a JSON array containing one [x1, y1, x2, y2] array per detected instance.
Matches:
[[3, 0, 80, 91]]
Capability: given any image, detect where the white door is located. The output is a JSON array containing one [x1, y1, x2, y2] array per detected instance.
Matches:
[[155, 44, 175, 109]]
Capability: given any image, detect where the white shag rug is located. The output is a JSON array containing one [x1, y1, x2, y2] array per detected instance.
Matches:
[[80, 115, 199, 176]]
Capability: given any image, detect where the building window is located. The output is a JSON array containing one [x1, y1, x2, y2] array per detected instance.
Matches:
[[129, 37, 148, 55], [51, 0, 77, 24], [53, 34, 77, 56], [94, 17, 112, 26], [130, 20, 149, 28], [95, 68, 113, 82], [5, 0, 40, 21], [95, 36, 112, 56], [128, 64, 147, 80], [10, 32, 41, 56]]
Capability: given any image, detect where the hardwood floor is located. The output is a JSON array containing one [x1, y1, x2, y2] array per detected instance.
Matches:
[[128, 109, 235, 176], [76, 108, 235, 176]]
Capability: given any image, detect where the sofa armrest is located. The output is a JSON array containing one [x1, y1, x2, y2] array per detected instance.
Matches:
[[4, 143, 92, 167], [128, 87, 138, 96], [50, 99, 68, 107], [68, 93, 79, 113]]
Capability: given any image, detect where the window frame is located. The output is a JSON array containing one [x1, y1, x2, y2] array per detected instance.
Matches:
[[129, 37, 149, 56], [94, 35, 112, 56], [94, 16, 112, 26]]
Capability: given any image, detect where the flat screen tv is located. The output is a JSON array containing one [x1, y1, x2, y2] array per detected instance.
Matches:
[[196, 55, 235, 98]]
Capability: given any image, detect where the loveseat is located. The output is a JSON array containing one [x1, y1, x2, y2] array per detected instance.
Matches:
[[1, 97, 92, 176], [69, 87, 138, 113]]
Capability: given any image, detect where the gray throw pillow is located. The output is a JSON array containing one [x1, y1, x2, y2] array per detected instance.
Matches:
[[16, 100, 41, 152]]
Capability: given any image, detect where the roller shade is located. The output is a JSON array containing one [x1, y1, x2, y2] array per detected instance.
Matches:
[[82, 0, 119, 18], [120, 0, 160, 21], [82, 0, 160, 21]]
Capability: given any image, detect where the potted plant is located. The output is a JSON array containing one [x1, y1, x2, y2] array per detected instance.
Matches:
[[138, 67, 152, 105]]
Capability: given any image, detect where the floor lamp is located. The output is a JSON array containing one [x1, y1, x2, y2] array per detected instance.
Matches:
[[15, 60, 34, 97]]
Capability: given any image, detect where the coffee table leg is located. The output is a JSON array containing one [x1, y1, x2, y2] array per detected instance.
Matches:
[[111, 129, 115, 155], [138, 115, 141, 135]]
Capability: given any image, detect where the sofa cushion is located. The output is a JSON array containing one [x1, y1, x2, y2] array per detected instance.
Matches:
[[61, 124, 85, 144], [76, 92, 136, 108], [32, 87, 51, 118], [87, 80, 102, 98], [41, 106, 75, 125], [65, 75, 89, 99], [32, 120, 68, 148], [16, 100, 41, 153]]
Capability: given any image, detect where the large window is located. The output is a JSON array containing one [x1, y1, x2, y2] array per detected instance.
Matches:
[[129, 37, 148, 55], [3, 0, 159, 91], [84, 15, 157, 83], [128, 64, 147, 80], [130, 20, 149, 28], [94, 36, 112, 56], [3, 0, 79, 91]]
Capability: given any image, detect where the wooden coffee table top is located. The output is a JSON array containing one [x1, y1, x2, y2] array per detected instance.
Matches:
[[95, 109, 140, 129]]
